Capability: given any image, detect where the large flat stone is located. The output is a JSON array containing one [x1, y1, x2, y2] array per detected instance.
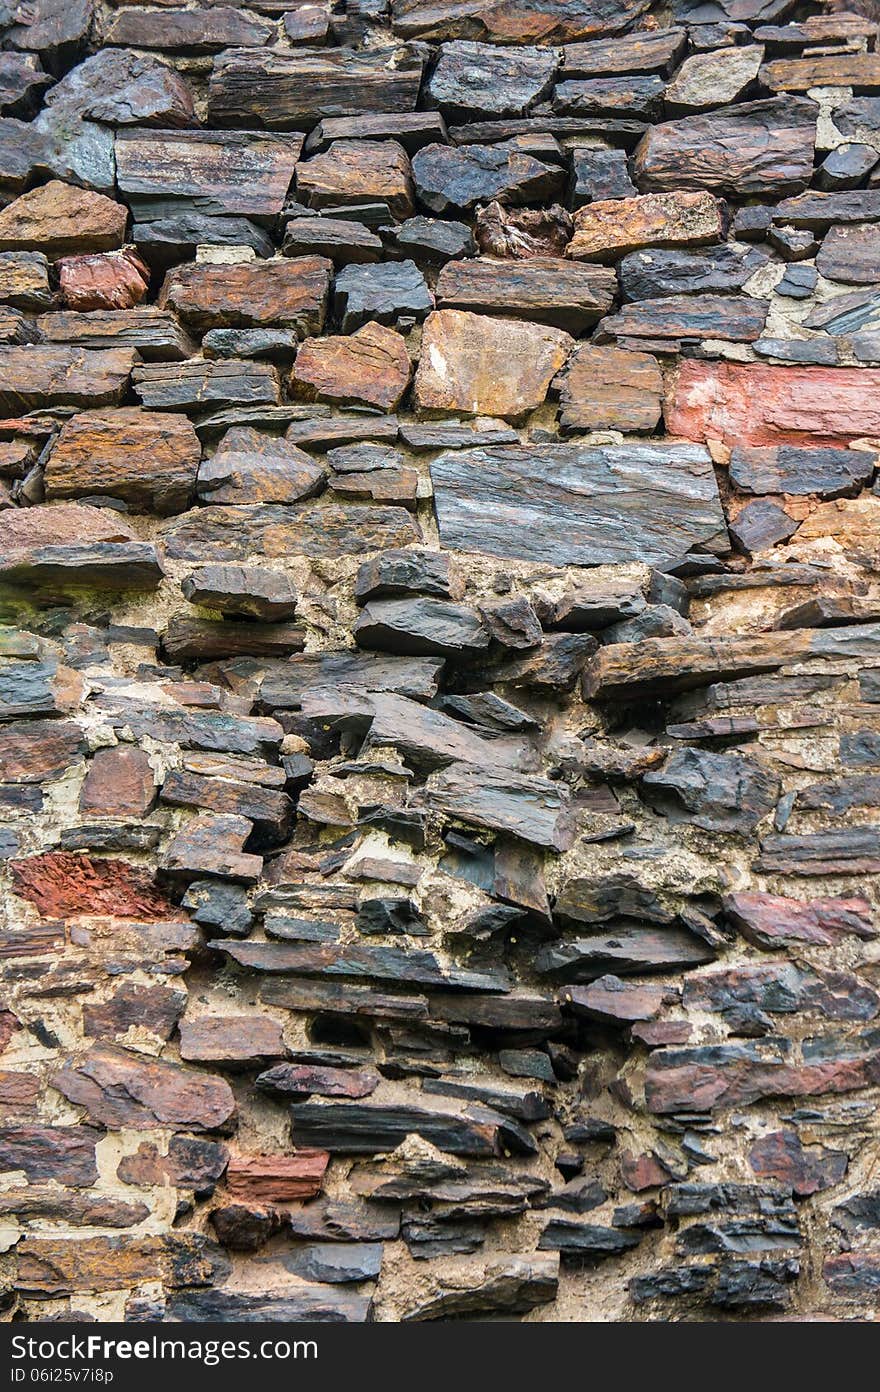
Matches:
[[430, 441, 727, 566]]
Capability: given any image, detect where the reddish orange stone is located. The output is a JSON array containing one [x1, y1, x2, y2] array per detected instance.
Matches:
[[225, 1151, 330, 1202], [11, 853, 174, 920], [666, 360, 880, 446]]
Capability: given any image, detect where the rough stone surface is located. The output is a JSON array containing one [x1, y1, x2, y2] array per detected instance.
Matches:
[[0, 0, 876, 1332], [414, 309, 572, 419]]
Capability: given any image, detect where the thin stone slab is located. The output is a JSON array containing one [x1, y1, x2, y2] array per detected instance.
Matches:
[[207, 45, 424, 129]]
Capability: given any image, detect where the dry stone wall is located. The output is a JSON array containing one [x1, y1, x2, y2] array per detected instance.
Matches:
[[1, 0, 880, 1324]]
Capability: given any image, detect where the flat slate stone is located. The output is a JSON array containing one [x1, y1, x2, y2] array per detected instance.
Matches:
[[181, 565, 299, 621], [435, 256, 615, 333], [354, 598, 489, 658], [132, 360, 279, 413], [115, 129, 305, 222], [414, 762, 576, 851], [159, 256, 330, 334], [619, 243, 769, 300], [207, 45, 425, 130], [259, 651, 443, 708], [282, 217, 383, 266], [333, 259, 433, 333], [561, 29, 686, 77], [667, 361, 880, 447], [595, 294, 768, 344], [197, 427, 326, 505], [412, 140, 565, 214], [633, 97, 817, 196], [567, 190, 723, 261], [554, 75, 665, 119], [39, 308, 195, 361], [430, 442, 728, 567], [535, 927, 714, 979], [105, 6, 273, 51], [817, 224, 880, 285], [555, 345, 662, 433], [133, 214, 274, 266], [44, 408, 200, 514], [390, 0, 651, 44], [296, 140, 414, 221], [570, 147, 637, 206], [0, 346, 134, 411], [162, 503, 421, 563], [214, 939, 510, 993], [427, 40, 558, 120], [729, 446, 876, 498], [289, 1100, 532, 1157]]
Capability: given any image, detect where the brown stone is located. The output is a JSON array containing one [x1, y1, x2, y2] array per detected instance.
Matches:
[[748, 1129, 848, 1196], [38, 307, 195, 361], [0, 347, 134, 412], [82, 984, 185, 1042], [210, 1202, 282, 1251], [567, 191, 723, 263], [414, 308, 572, 420], [178, 1016, 287, 1064], [0, 1126, 101, 1187], [667, 361, 880, 447], [207, 43, 424, 128], [105, 5, 273, 51], [116, 1136, 229, 1192], [435, 255, 615, 333], [555, 345, 662, 433], [290, 322, 411, 411], [297, 140, 413, 219], [16, 1234, 221, 1296], [225, 1151, 330, 1202], [583, 631, 814, 702], [57, 248, 150, 312], [561, 976, 676, 1025], [159, 761, 294, 827], [762, 54, 880, 92], [11, 853, 173, 920], [163, 502, 421, 563], [161, 812, 263, 882], [725, 892, 875, 948], [16, 1237, 164, 1295], [159, 256, 330, 334], [0, 181, 127, 255], [391, 0, 650, 44], [633, 97, 817, 197], [116, 129, 304, 221], [79, 746, 156, 819], [645, 1038, 880, 1115], [257, 1062, 380, 1100], [0, 720, 85, 783], [620, 1151, 671, 1192], [53, 1044, 236, 1131], [329, 467, 419, 505], [45, 408, 201, 514]]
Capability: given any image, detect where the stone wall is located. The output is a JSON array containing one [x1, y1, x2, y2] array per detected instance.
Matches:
[[1, 0, 879, 1324]]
